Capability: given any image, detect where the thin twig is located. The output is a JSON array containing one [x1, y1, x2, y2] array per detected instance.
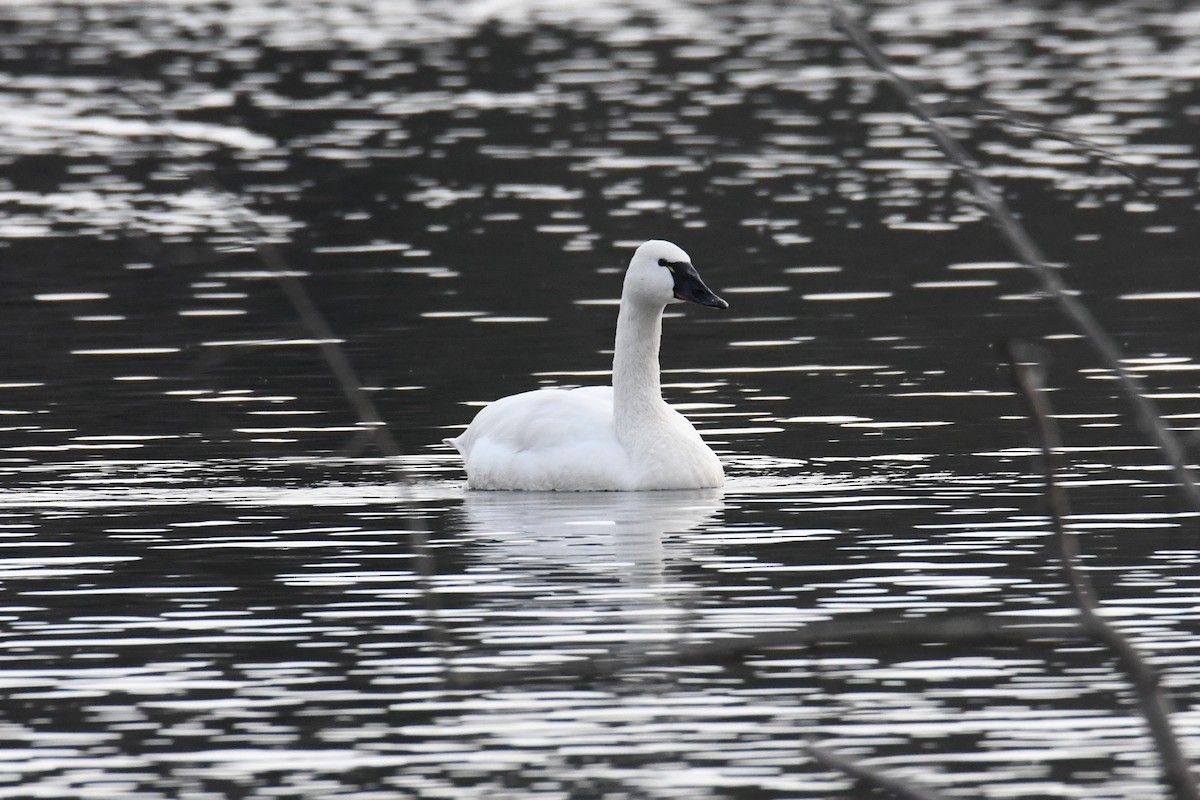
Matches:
[[447, 612, 1094, 688], [924, 98, 1160, 196], [1007, 339, 1199, 800], [120, 87, 451, 658], [809, 742, 950, 800], [829, 3, 1200, 510], [251, 242, 405, 458]]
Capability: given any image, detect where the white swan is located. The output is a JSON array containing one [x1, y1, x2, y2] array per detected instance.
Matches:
[[444, 239, 729, 491]]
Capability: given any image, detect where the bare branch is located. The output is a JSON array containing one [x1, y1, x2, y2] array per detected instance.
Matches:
[[447, 612, 1094, 688], [809, 742, 950, 800], [829, 3, 1200, 509], [119, 86, 451, 659], [924, 98, 1160, 197], [1006, 339, 1199, 800]]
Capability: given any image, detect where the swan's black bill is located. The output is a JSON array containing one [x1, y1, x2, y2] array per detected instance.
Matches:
[[671, 262, 728, 309]]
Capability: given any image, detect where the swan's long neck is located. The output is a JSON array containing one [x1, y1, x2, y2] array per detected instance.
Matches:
[[612, 298, 669, 445]]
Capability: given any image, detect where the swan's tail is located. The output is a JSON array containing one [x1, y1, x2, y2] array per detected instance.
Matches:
[[442, 436, 463, 454]]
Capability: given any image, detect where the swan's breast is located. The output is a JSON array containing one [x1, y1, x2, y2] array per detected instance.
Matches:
[[622, 404, 724, 490]]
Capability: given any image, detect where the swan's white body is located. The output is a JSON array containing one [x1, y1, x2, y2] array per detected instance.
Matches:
[[444, 240, 727, 491]]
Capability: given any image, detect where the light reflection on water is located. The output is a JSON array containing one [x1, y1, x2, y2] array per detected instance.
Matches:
[[0, 0, 1199, 797], [1, 452, 1199, 797]]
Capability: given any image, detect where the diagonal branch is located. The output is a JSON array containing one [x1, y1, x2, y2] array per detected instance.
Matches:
[[447, 612, 1095, 688], [1006, 339, 1199, 800], [120, 85, 451, 658], [924, 98, 1160, 196], [829, 3, 1200, 509], [809, 742, 950, 800]]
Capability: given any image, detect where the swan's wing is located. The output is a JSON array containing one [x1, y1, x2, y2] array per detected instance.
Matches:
[[450, 387, 631, 490], [455, 387, 614, 451]]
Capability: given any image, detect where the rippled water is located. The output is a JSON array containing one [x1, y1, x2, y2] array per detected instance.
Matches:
[[3, 1, 1200, 798]]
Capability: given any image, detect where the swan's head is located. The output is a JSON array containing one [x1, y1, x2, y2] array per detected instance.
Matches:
[[623, 240, 729, 310]]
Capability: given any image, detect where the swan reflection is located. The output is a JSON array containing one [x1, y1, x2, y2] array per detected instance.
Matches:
[[456, 489, 723, 599]]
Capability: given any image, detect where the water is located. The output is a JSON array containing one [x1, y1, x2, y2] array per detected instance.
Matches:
[[2, 0, 1200, 797]]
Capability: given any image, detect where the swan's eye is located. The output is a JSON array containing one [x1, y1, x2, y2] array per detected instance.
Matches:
[[658, 258, 689, 273], [658, 258, 672, 271]]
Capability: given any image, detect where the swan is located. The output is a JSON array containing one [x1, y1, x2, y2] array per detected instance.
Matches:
[[444, 239, 729, 491]]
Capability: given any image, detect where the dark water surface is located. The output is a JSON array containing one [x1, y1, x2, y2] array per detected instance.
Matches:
[[3, 1, 1200, 798]]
